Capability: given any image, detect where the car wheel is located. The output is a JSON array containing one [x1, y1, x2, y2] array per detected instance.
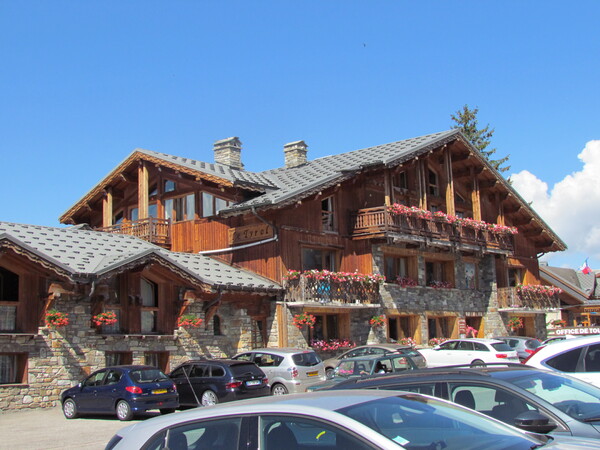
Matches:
[[326, 367, 334, 378], [160, 408, 176, 415], [201, 390, 218, 406], [116, 400, 133, 421], [62, 398, 78, 419], [470, 359, 486, 368], [271, 383, 288, 396]]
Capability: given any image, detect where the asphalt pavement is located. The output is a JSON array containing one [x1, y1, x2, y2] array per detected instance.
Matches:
[[0, 406, 159, 449]]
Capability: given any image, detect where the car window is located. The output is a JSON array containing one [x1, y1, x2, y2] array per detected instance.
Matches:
[[546, 347, 584, 372], [346, 347, 368, 358], [439, 341, 458, 350], [526, 340, 541, 350], [210, 365, 226, 377], [473, 342, 488, 351], [84, 370, 107, 387], [457, 341, 474, 351], [144, 417, 242, 450], [130, 368, 170, 383], [189, 365, 208, 378], [491, 343, 512, 352], [230, 363, 264, 377], [380, 382, 437, 396], [105, 370, 122, 385], [260, 415, 372, 449], [390, 356, 412, 372], [292, 351, 321, 367], [448, 384, 538, 425], [233, 353, 253, 362], [255, 353, 283, 367], [584, 344, 600, 372], [368, 347, 386, 355]]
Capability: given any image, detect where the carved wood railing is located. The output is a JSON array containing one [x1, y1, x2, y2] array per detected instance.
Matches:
[[497, 287, 559, 310], [96, 218, 171, 246], [350, 206, 514, 252], [284, 276, 381, 305]]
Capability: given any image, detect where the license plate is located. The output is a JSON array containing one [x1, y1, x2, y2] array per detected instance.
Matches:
[[246, 380, 261, 386], [307, 371, 318, 377], [152, 389, 167, 394]]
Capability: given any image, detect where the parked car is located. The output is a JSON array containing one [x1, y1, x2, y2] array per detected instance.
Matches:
[[168, 358, 269, 407], [307, 353, 418, 391], [61, 365, 178, 421], [326, 364, 600, 439], [419, 338, 519, 367], [524, 334, 600, 387], [495, 336, 541, 361], [105, 389, 600, 450], [232, 348, 326, 394], [322, 343, 427, 376]]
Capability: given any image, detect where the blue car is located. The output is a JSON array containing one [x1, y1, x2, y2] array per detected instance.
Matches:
[[61, 365, 179, 421]]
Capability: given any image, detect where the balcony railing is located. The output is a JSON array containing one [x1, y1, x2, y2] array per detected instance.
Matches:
[[497, 287, 559, 310], [284, 276, 381, 305], [96, 218, 171, 246], [350, 206, 514, 252]]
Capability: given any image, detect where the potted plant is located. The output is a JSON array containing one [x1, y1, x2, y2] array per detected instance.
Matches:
[[45, 309, 69, 328], [369, 315, 386, 327], [292, 313, 316, 329], [92, 311, 118, 327], [508, 316, 523, 331], [177, 314, 203, 328], [548, 319, 567, 328], [428, 337, 447, 347]]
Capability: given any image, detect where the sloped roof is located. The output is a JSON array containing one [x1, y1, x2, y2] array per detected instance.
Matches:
[[0, 222, 281, 293], [540, 265, 598, 304]]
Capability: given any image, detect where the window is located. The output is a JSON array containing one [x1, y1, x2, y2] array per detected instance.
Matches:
[[464, 262, 477, 289], [145, 351, 169, 372], [425, 260, 453, 286], [251, 319, 266, 348], [395, 171, 408, 190], [113, 210, 124, 224], [301, 248, 336, 271], [164, 180, 176, 193], [428, 169, 439, 196], [508, 268, 523, 287], [309, 314, 341, 341], [321, 196, 335, 232], [388, 316, 417, 343], [141, 278, 158, 334], [213, 315, 222, 336], [165, 194, 195, 222], [0, 267, 18, 332], [202, 192, 231, 217], [428, 316, 455, 340], [148, 203, 158, 218], [384, 256, 408, 282], [0, 353, 26, 384], [105, 352, 132, 366], [130, 207, 138, 221], [144, 417, 242, 450], [546, 347, 584, 373]]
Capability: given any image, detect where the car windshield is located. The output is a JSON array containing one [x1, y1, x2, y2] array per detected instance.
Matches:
[[491, 343, 512, 352], [130, 368, 169, 383], [292, 352, 321, 367], [505, 371, 600, 422], [336, 394, 542, 450], [525, 340, 541, 349]]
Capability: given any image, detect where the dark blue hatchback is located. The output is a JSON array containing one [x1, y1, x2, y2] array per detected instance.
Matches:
[[61, 365, 179, 421]]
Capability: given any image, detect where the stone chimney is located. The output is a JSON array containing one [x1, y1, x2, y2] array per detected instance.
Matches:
[[284, 140, 308, 168], [214, 137, 243, 169]]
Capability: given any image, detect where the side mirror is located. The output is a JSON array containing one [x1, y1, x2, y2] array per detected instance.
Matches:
[[513, 411, 557, 434]]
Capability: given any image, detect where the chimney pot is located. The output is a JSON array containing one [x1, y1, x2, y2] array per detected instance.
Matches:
[[214, 137, 243, 169]]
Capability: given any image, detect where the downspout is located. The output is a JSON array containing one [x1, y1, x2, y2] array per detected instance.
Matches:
[[198, 207, 278, 255]]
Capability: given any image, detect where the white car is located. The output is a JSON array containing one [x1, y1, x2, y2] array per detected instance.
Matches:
[[419, 338, 519, 367], [524, 335, 600, 388]]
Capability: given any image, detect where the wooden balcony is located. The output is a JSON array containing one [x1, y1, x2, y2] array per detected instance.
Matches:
[[284, 276, 381, 306], [350, 206, 514, 253], [497, 287, 559, 311], [96, 218, 171, 247]]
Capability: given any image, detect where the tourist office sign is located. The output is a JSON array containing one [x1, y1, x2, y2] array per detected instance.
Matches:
[[548, 326, 600, 337]]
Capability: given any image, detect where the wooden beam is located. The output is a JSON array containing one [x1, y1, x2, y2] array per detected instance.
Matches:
[[450, 153, 471, 163], [444, 147, 455, 216], [384, 169, 392, 206], [523, 229, 543, 237], [102, 188, 113, 227], [479, 179, 498, 189], [138, 161, 149, 219], [471, 167, 482, 221], [503, 204, 522, 214], [511, 217, 533, 226], [453, 166, 484, 180]]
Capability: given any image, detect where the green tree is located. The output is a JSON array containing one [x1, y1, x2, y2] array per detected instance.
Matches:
[[450, 105, 510, 173]]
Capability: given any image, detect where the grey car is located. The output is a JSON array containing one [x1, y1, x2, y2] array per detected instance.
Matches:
[[322, 343, 427, 376], [496, 336, 541, 361], [232, 348, 326, 395], [106, 390, 600, 450]]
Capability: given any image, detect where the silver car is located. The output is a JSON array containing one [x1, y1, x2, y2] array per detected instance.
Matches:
[[323, 343, 427, 376], [232, 348, 326, 395], [106, 390, 600, 450]]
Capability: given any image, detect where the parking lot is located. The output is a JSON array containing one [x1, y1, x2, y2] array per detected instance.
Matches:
[[0, 406, 158, 449]]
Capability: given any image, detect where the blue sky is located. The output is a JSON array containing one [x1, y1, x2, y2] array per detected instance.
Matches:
[[1, 2, 599, 271]]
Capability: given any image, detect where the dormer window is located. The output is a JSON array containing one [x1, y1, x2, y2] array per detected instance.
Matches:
[[428, 169, 439, 197]]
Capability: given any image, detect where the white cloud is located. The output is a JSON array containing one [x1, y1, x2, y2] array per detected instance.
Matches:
[[510, 140, 600, 266]]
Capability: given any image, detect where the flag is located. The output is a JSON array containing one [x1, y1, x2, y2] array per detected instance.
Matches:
[[580, 259, 593, 275]]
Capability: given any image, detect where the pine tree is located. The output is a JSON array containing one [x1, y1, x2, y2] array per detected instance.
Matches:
[[450, 105, 510, 173]]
